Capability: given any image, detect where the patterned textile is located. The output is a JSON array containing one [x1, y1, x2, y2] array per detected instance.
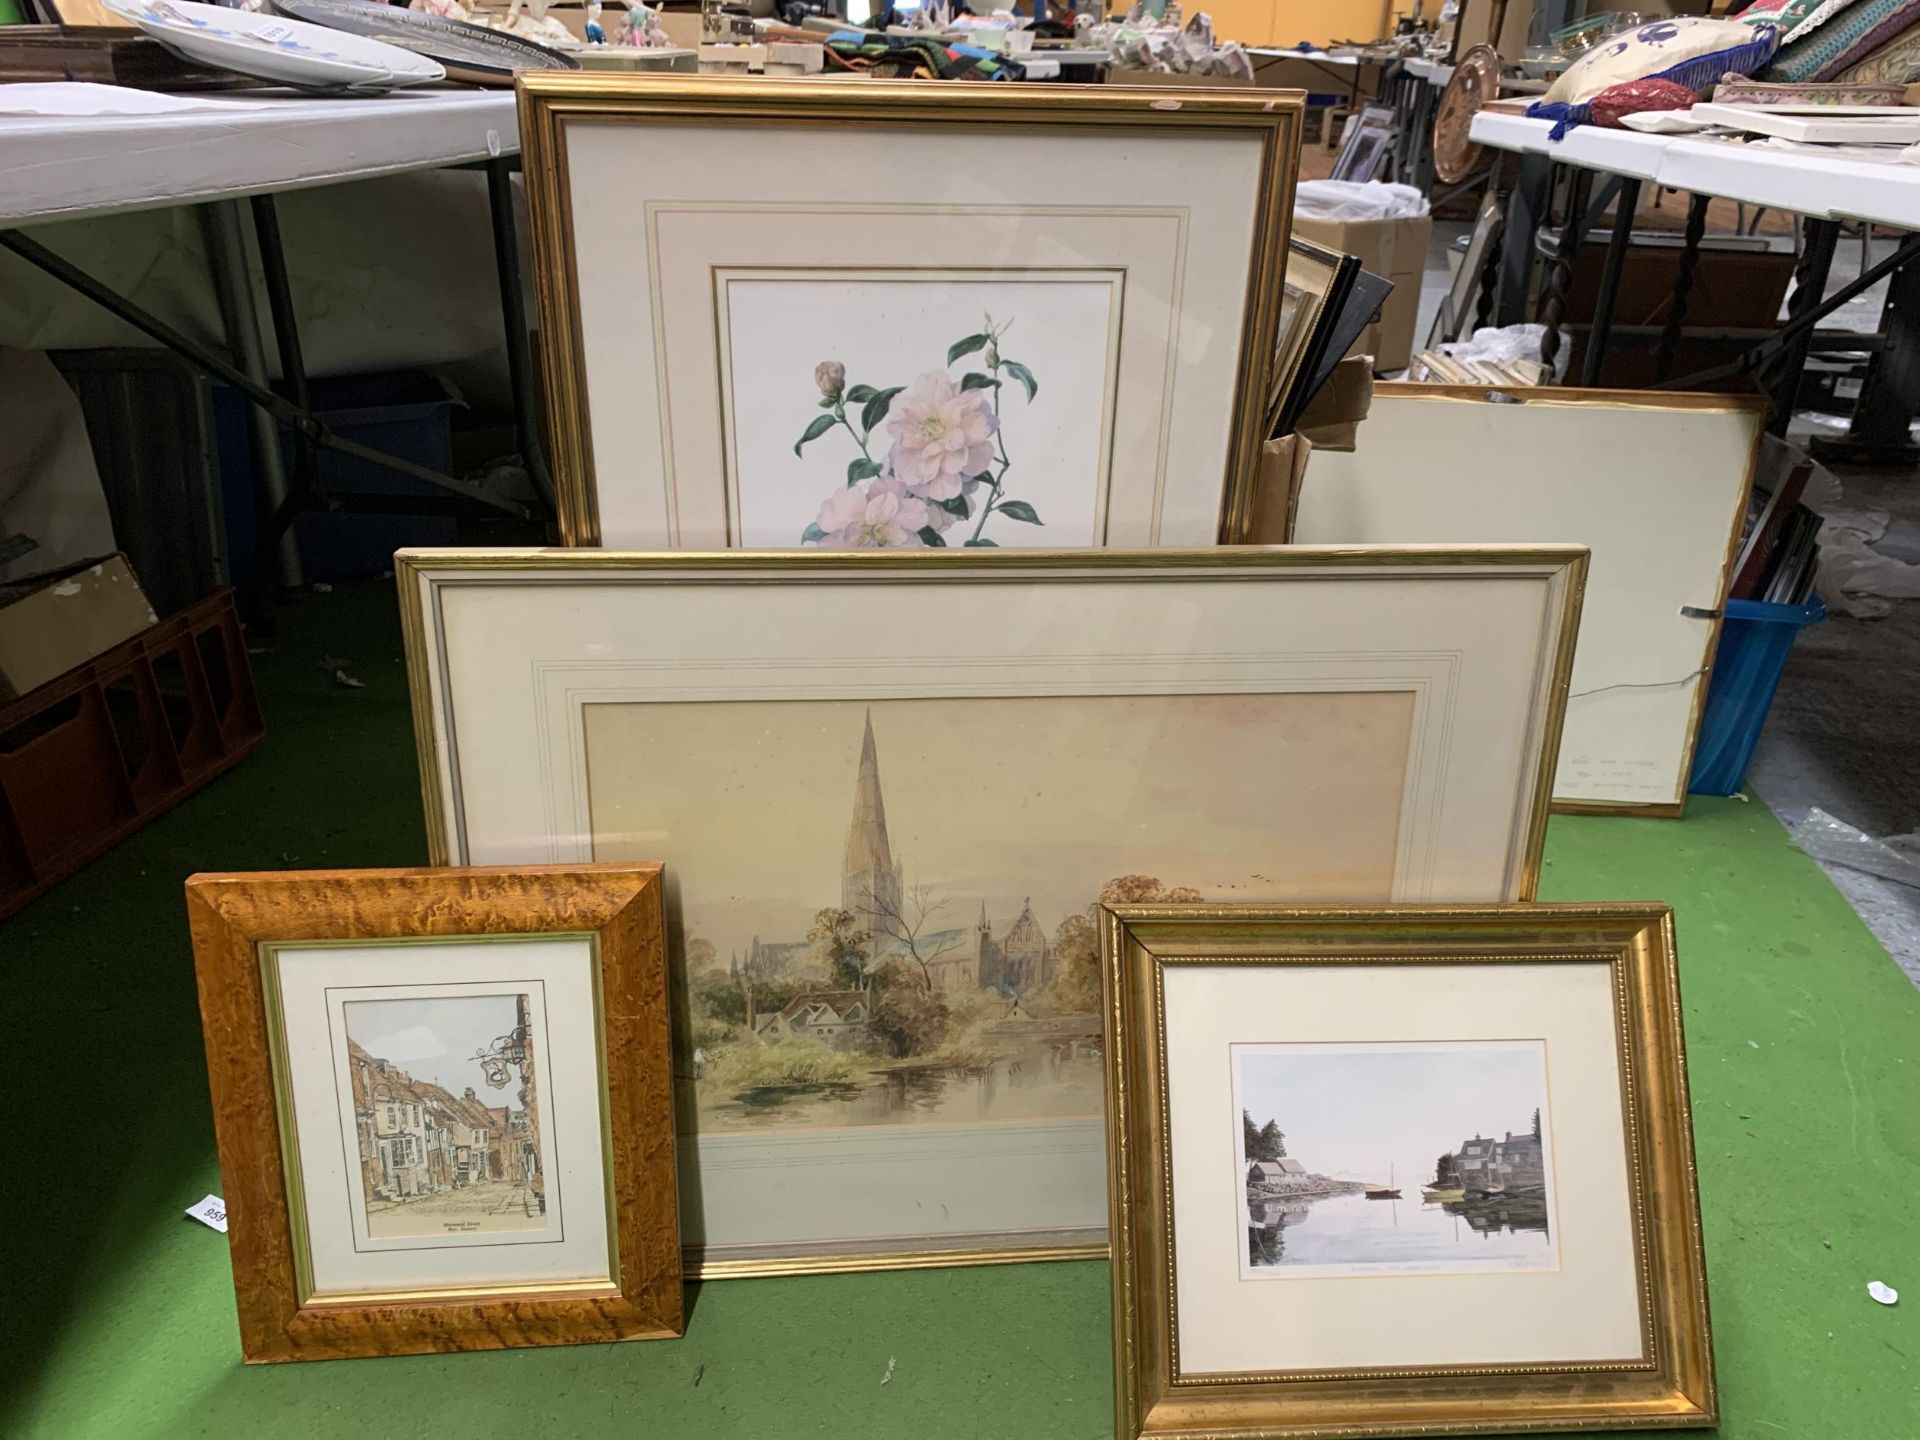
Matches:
[[1712, 72, 1905, 100], [1736, 0, 1862, 44], [1737, 0, 1847, 40], [1765, 0, 1920, 80], [823, 30, 1025, 80], [1590, 77, 1700, 127], [1529, 18, 1780, 136], [1833, 13, 1920, 80]]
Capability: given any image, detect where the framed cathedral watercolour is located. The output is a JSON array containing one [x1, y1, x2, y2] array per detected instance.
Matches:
[[184, 864, 682, 1361], [518, 72, 1303, 550], [1103, 904, 1715, 1439], [396, 545, 1586, 1278]]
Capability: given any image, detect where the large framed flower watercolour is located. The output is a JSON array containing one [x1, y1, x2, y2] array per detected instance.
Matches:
[[518, 73, 1304, 548]]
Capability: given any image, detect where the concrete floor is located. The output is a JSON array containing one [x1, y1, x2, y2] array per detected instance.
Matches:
[[1405, 216, 1920, 991]]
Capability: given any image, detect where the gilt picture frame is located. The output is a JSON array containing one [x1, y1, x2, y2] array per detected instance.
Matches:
[[396, 545, 1586, 1279], [184, 864, 681, 1361], [1103, 903, 1714, 1439], [517, 73, 1304, 550]]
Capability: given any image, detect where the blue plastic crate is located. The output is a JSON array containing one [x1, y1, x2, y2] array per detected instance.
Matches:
[[1688, 595, 1827, 797]]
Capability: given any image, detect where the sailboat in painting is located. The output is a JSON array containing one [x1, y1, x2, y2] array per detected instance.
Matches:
[[1365, 1162, 1401, 1200]]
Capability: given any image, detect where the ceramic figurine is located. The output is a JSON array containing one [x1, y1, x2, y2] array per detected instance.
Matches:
[[585, 0, 606, 42]]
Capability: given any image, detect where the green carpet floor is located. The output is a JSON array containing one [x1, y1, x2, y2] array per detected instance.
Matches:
[[4, 578, 1916, 1439]]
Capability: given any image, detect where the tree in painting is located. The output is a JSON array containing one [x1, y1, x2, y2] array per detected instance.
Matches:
[[794, 314, 1045, 549]]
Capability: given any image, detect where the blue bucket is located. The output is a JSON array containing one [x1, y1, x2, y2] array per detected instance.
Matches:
[[1688, 595, 1828, 797]]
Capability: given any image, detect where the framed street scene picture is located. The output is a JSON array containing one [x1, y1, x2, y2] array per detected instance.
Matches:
[[396, 546, 1586, 1277], [518, 74, 1303, 549], [184, 864, 681, 1361], [1103, 904, 1714, 1439]]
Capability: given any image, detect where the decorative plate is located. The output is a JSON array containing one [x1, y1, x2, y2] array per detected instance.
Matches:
[[1434, 44, 1500, 184], [101, 0, 443, 91], [269, 0, 581, 84]]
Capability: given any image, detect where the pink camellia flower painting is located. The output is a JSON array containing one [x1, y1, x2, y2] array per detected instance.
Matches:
[[793, 314, 1043, 549], [813, 474, 936, 550], [885, 371, 998, 502]]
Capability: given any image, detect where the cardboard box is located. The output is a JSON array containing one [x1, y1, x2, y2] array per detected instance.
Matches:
[[1243, 434, 1312, 543], [1295, 354, 1374, 452], [0, 554, 157, 701], [1291, 210, 1431, 373]]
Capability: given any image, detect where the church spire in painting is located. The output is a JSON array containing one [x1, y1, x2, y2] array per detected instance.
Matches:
[[843, 709, 903, 953]]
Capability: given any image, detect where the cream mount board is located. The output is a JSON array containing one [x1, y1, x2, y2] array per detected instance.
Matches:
[[1292, 383, 1762, 814]]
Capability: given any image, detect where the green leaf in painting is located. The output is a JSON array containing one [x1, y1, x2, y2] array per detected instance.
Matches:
[[996, 500, 1043, 525], [1002, 360, 1038, 401], [860, 386, 905, 435], [847, 458, 884, 484], [959, 372, 999, 392], [793, 413, 836, 455], [918, 527, 948, 548], [947, 333, 990, 365], [935, 494, 971, 518], [963, 538, 999, 547], [818, 395, 837, 409], [801, 523, 827, 544], [845, 383, 877, 404]]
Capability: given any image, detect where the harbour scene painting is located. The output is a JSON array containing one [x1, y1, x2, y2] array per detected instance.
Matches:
[[584, 691, 1417, 1135], [1233, 1040, 1558, 1279]]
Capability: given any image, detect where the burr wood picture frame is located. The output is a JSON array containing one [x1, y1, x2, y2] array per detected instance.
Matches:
[[517, 73, 1304, 549], [396, 545, 1586, 1279], [184, 864, 681, 1362], [1102, 903, 1715, 1439]]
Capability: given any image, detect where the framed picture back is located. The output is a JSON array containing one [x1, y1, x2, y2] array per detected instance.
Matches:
[[517, 74, 1303, 550], [1293, 384, 1763, 814], [398, 547, 1585, 1278]]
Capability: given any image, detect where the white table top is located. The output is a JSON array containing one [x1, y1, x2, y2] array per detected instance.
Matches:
[[1405, 57, 1455, 86], [1470, 109, 1920, 229], [0, 85, 520, 229]]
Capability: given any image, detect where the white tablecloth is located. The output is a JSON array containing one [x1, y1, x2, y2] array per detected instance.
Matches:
[[0, 85, 525, 396]]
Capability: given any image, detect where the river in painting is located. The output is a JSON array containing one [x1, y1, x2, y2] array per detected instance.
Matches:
[[700, 1031, 1104, 1131], [1247, 1190, 1554, 1275]]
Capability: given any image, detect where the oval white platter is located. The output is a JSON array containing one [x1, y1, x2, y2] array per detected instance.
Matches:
[[101, 0, 446, 93]]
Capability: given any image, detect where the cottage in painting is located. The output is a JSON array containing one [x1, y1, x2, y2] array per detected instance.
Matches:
[[753, 990, 873, 1050], [1247, 1158, 1307, 1187], [1454, 1129, 1545, 1196]]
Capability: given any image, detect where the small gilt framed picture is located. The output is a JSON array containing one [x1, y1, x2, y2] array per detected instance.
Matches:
[[185, 864, 681, 1362], [1102, 903, 1714, 1438]]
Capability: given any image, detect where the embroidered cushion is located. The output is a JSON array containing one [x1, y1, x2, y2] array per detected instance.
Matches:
[[1835, 15, 1920, 80], [1529, 18, 1780, 136], [1767, 0, 1920, 79], [1540, 18, 1780, 104]]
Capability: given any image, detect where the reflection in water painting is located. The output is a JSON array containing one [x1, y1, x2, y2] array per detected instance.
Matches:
[[1232, 1040, 1559, 1279]]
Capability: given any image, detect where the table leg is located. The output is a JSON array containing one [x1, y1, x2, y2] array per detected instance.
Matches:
[[485, 158, 555, 514], [1811, 248, 1920, 466], [1538, 167, 1593, 381], [1497, 153, 1551, 328], [1581, 177, 1640, 389], [1652, 193, 1709, 386], [247, 195, 322, 589], [200, 199, 304, 593], [1767, 218, 1840, 435]]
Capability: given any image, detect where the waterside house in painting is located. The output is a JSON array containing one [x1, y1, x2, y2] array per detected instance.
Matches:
[[1454, 1130, 1545, 1196], [752, 989, 873, 1050], [1247, 1158, 1307, 1187]]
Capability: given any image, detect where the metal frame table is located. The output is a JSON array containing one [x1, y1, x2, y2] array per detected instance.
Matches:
[[1469, 111, 1920, 455], [0, 88, 549, 613]]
